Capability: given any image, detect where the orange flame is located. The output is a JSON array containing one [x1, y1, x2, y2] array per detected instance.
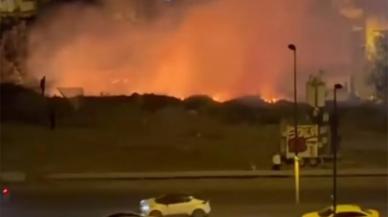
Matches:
[[263, 97, 279, 104], [26, 0, 354, 100]]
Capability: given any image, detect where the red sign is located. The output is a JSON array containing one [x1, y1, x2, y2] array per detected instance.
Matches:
[[288, 137, 307, 153]]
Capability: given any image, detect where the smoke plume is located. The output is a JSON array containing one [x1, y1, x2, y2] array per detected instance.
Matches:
[[27, 0, 353, 100]]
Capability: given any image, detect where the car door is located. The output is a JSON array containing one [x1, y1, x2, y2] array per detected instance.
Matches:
[[166, 196, 191, 216]]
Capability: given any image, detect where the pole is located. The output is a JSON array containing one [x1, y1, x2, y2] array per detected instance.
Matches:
[[333, 87, 337, 213], [294, 155, 300, 203], [288, 44, 299, 204], [293, 49, 300, 204], [385, 68, 388, 121], [332, 84, 342, 214], [0, 24, 5, 175], [293, 49, 298, 155]]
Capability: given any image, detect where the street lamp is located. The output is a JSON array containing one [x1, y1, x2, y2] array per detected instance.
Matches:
[[288, 44, 296, 50], [288, 44, 298, 154], [288, 43, 299, 204], [332, 83, 343, 214]]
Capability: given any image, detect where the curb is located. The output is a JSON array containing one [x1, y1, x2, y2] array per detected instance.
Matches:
[[44, 169, 388, 180], [0, 172, 26, 182]]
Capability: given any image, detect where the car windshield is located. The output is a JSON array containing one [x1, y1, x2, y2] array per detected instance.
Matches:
[[1, 1, 387, 217]]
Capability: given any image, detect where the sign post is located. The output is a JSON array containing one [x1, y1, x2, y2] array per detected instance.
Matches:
[[294, 155, 300, 204]]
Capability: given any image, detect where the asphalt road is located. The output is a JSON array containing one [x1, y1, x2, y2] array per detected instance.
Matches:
[[1, 177, 387, 217]]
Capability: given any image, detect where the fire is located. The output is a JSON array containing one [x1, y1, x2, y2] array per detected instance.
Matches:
[[26, 0, 355, 100], [263, 97, 279, 104], [211, 94, 228, 102], [366, 16, 388, 60]]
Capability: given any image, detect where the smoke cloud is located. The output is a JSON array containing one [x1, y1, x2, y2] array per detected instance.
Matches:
[[27, 0, 353, 100]]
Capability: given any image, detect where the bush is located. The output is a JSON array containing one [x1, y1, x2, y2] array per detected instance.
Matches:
[[0, 83, 47, 124]]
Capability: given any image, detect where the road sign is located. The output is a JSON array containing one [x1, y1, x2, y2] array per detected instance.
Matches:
[[288, 137, 307, 153], [285, 125, 319, 159]]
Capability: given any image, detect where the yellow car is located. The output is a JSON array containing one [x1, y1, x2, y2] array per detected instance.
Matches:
[[303, 204, 379, 217]]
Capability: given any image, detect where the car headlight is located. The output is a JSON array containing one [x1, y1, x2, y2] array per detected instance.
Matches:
[[141, 204, 150, 212]]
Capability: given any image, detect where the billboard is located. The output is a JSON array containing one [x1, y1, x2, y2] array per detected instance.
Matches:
[[284, 125, 320, 159]]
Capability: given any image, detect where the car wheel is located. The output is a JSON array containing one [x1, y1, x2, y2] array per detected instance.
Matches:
[[192, 209, 206, 217], [149, 210, 162, 217]]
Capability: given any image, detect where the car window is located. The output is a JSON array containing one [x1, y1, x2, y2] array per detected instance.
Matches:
[[165, 195, 181, 204], [178, 195, 191, 203], [156, 194, 189, 204], [155, 196, 170, 204]]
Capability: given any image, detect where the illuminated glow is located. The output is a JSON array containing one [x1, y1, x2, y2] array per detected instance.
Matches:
[[366, 17, 388, 60], [212, 94, 228, 102], [141, 205, 150, 212], [263, 97, 278, 104], [332, 0, 364, 20], [26, 0, 354, 100], [2, 188, 9, 195]]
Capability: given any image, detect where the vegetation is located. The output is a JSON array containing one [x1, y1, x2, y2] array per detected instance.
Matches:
[[0, 83, 386, 173]]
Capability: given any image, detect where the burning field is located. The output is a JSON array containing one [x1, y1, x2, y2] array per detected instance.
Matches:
[[26, 0, 354, 100]]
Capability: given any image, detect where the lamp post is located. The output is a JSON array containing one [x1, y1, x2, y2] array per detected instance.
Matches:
[[288, 44, 298, 147], [288, 43, 299, 204], [332, 83, 343, 214]]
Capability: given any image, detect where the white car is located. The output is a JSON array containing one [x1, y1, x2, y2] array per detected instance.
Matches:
[[140, 194, 211, 217], [303, 204, 379, 217]]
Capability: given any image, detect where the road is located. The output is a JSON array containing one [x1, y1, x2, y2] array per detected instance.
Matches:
[[1, 177, 387, 217]]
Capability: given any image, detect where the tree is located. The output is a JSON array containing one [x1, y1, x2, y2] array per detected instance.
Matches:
[[369, 34, 388, 104]]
